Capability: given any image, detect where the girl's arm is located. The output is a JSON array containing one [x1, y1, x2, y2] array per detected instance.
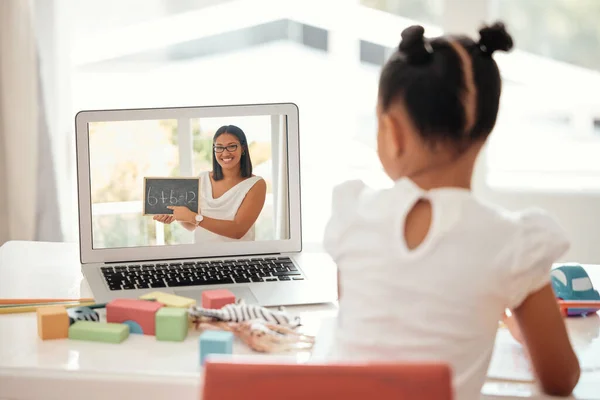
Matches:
[[169, 179, 267, 239], [512, 283, 580, 396]]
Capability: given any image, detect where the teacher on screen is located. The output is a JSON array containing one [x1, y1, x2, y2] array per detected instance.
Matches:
[[153, 125, 266, 242]]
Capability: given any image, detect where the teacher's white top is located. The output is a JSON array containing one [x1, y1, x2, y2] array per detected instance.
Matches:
[[194, 171, 262, 242], [323, 177, 570, 400]]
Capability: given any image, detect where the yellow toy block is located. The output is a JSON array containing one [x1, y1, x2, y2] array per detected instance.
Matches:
[[140, 291, 196, 308], [37, 305, 69, 340]]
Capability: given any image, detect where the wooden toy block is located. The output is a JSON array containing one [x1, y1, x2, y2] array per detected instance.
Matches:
[[156, 307, 188, 342], [106, 298, 163, 335], [199, 330, 234, 365], [122, 320, 144, 334], [67, 306, 99, 325], [201, 289, 235, 309], [69, 321, 129, 344], [37, 305, 69, 340], [140, 291, 196, 308]]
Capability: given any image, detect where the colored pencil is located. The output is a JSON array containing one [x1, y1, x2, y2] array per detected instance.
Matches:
[[0, 302, 96, 315], [0, 298, 94, 305], [0, 301, 92, 309]]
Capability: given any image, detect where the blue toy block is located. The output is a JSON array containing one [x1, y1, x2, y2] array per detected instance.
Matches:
[[122, 320, 144, 334], [199, 330, 234, 365]]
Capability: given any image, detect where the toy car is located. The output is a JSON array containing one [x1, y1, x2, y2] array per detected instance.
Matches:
[[551, 264, 600, 316]]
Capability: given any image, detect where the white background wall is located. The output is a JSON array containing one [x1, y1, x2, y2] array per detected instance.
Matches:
[[455, 0, 600, 265], [34, 0, 600, 263], [476, 166, 600, 263]]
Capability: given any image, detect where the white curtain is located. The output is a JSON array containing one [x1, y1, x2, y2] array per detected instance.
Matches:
[[0, 0, 62, 245]]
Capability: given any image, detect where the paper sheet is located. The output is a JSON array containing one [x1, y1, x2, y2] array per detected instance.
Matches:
[[487, 329, 535, 381], [487, 328, 600, 382], [310, 316, 600, 382]]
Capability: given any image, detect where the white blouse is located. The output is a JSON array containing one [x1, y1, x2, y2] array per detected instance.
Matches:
[[194, 171, 262, 242], [322, 177, 570, 400]]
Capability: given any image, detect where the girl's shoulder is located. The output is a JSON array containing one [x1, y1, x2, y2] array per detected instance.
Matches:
[[516, 208, 570, 267], [500, 207, 571, 309], [329, 178, 424, 215], [331, 180, 368, 206], [515, 208, 567, 236], [324, 180, 389, 259], [495, 207, 570, 253]]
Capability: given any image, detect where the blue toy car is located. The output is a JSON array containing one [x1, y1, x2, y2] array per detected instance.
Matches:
[[550, 265, 600, 316]]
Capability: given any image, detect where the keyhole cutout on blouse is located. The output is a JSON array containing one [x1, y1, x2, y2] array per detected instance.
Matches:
[[403, 198, 433, 250]]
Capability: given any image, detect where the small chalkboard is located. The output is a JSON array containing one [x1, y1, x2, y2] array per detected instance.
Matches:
[[143, 177, 200, 215]]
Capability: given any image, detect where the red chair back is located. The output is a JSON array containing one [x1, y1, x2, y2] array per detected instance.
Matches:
[[202, 360, 453, 400]]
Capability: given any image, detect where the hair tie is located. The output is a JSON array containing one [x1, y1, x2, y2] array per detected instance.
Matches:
[[398, 25, 432, 65], [478, 22, 514, 55]]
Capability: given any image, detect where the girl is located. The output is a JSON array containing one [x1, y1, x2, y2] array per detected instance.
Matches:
[[323, 22, 580, 399], [155, 125, 266, 242]]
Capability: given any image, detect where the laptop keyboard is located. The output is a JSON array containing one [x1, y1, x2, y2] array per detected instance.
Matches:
[[100, 256, 303, 291]]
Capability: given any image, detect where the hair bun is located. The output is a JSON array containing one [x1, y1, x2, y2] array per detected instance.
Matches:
[[399, 25, 432, 65], [478, 22, 513, 55]]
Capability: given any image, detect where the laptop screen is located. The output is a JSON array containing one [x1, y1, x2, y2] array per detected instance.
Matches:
[[85, 111, 293, 251]]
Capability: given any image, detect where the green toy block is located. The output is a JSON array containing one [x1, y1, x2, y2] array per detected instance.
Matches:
[[69, 321, 129, 344], [156, 307, 188, 342]]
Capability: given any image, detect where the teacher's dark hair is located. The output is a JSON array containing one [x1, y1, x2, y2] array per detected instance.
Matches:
[[212, 125, 253, 181]]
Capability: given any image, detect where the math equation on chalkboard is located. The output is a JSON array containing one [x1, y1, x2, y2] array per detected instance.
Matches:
[[146, 188, 197, 206], [143, 177, 200, 215]]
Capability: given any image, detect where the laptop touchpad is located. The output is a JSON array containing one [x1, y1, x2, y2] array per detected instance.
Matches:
[[174, 286, 258, 305]]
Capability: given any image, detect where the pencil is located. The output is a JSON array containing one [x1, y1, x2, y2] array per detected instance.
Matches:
[[0, 302, 96, 315], [0, 298, 94, 305], [0, 301, 90, 309]]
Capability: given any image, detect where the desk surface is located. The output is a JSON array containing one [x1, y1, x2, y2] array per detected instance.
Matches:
[[1, 240, 599, 400]]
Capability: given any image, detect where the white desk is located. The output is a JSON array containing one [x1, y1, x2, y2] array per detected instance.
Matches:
[[0, 241, 599, 400]]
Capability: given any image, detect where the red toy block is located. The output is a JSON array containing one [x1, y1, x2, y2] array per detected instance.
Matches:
[[202, 289, 236, 309], [106, 299, 163, 335]]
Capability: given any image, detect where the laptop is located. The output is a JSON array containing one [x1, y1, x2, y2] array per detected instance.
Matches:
[[75, 102, 335, 306]]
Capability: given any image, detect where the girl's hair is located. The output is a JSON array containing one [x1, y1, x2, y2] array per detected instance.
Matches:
[[379, 22, 514, 149], [212, 125, 253, 181]]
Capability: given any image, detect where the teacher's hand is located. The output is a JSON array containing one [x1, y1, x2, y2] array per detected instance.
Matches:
[[167, 206, 196, 223], [153, 214, 176, 224]]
